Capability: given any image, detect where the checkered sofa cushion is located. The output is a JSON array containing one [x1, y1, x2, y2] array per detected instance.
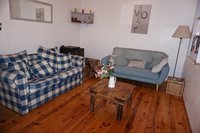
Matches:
[[29, 60, 54, 77], [28, 75, 60, 93], [71, 55, 84, 68], [6, 61, 31, 79], [28, 71, 82, 111], [0, 50, 28, 64], [37, 46, 57, 71], [59, 67, 82, 80], [57, 53, 72, 71]]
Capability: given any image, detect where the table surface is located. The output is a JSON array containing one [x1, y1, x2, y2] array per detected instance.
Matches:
[[89, 79, 135, 105]]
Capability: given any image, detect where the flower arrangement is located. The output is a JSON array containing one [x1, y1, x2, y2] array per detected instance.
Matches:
[[95, 64, 114, 79]]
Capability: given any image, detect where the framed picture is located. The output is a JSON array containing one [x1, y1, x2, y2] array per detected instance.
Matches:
[[190, 35, 200, 55], [36, 8, 44, 21], [131, 5, 152, 34]]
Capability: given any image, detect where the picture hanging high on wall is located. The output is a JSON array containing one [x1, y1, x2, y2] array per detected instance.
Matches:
[[131, 5, 152, 34]]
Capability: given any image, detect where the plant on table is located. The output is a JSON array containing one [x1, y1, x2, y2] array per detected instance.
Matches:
[[95, 64, 114, 79]]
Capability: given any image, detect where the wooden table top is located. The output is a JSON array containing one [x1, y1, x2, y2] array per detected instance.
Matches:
[[89, 79, 136, 104]]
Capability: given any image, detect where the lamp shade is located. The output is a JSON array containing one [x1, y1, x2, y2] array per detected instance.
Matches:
[[172, 25, 191, 39]]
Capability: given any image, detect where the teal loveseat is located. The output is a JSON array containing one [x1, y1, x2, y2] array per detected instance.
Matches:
[[101, 47, 170, 91]]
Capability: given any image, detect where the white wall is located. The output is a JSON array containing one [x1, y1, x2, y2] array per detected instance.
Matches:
[[0, 0, 81, 54], [183, 0, 200, 132], [80, 0, 197, 77]]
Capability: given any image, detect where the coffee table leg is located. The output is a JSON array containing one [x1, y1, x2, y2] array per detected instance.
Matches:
[[127, 94, 132, 114], [90, 95, 95, 112], [117, 104, 123, 121]]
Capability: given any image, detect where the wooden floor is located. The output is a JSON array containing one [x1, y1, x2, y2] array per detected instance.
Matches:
[[0, 77, 191, 133]]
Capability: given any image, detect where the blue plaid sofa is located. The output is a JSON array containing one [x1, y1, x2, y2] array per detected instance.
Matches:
[[0, 46, 83, 115]]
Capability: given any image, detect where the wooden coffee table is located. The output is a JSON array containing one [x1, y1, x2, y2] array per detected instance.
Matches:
[[89, 79, 135, 121]]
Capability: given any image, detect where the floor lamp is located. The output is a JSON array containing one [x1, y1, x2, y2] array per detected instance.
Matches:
[[172, 25, 191, 77]]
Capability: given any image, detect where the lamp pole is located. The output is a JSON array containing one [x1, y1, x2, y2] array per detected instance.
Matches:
[[173, 38, 182, 77]]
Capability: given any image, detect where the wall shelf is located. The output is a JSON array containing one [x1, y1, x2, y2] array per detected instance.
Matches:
[[71, 12, 94, 24]]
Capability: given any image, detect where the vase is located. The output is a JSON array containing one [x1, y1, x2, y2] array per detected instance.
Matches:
[[108, 76, 116, 88]]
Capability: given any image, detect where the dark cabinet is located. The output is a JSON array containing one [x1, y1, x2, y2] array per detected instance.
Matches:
[[60, 46, 84, 57]]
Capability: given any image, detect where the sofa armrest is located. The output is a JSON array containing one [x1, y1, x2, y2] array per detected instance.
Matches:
[[0, 70, 27, 89], [0, 69, 29, 115], [71, 55, 84, 68], [157, 64, 170, 84], [101, 55, 110, 65]]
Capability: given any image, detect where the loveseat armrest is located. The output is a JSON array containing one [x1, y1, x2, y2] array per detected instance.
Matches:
[[157, 64, 170, 84], [101, 55, 110, 65], [71, 55, 84, 68], [0, 69, 29, 115]]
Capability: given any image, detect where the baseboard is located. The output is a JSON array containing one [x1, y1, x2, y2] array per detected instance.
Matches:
[[183, 98, 193, 133]]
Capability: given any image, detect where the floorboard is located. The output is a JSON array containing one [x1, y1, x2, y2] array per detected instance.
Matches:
[[0, 77, 191, 133]]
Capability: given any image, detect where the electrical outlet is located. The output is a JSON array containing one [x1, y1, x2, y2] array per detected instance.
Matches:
[[0, 22, 2, 30]]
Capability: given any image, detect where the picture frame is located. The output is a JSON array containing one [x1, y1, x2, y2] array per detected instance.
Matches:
[[131, 5, 152, 34]]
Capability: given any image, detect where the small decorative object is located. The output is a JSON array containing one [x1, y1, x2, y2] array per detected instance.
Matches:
[[90, 10, 92, 14], [95, 64, 114, 79], [74, 8, 77, 12], [108, 76, 116, 88], [82, 9, 84, 13]]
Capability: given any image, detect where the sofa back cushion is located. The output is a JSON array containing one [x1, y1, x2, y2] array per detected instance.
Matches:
[[0, 50, 28, 64], [112, 47, 168, 63], [56, 53, 72, 71], [29, 60, 54, 77], [37, 46, 57, 71]]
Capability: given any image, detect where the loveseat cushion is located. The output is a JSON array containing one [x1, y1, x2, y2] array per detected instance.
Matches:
[[0, 50, 28, 64], [28, 75, 60, 93], [29, 60, 54, 78], [37, 46, 57, 71], [114, 66, 159, 80], [113, 56, 128, 66], [152, 58, 168, 73], [127, 59, 146, 69]]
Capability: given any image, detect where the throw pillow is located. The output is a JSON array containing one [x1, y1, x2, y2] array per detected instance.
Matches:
[[56, 53, 72, 71], [152, 58, 168, 73], [127, 60, 146, 69], [37, 46, 57, 71], [30, 60, 54, 77], [7, 61, 31, 79], [50, 47, 59, 53], [113, 56, 128, 66], [109, 55, 115, 65], [0, 50, 28, 64]]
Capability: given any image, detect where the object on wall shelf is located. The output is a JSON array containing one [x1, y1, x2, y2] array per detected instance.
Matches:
[[71, 11, 94, 24]]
